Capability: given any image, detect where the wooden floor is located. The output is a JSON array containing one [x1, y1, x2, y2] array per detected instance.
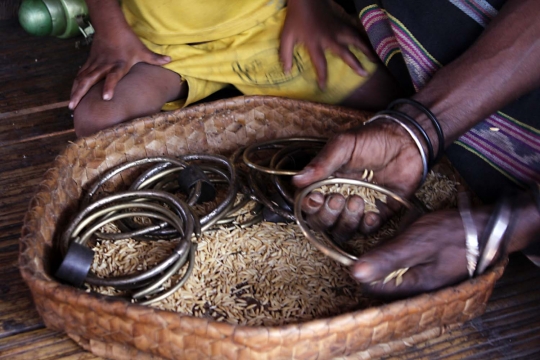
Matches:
[[1, 19, 540, 360]]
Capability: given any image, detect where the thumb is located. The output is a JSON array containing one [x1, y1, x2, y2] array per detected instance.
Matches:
[[292, 134, 355, 188], [351, 232, 426, 283], [145, 52, 171, 65]]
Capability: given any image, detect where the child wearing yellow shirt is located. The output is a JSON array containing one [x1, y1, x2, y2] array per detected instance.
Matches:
[[70, 0, 402, 137]]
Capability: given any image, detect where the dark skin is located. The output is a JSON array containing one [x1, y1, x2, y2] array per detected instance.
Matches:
[[354, 193, 540, 298], [70, 0, 401, 137], [293, 0, 540, 295]]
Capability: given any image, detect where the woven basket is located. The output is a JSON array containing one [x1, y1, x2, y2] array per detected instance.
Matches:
[[20, 96, 505, 359]]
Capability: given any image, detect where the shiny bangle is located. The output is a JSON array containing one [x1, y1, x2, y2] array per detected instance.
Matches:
[[378, 109, 435, 166], [458, 192, 479, 278], [389, 98, 445, 164], [294, 178, 414, 266], [475, 196, 512, 276], [364, 113, 428, 185]]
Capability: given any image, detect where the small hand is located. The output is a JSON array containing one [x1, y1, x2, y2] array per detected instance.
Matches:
[[292, 121, 423, 239], [69, 27, 170, 110], [279, 0, 376, 89]]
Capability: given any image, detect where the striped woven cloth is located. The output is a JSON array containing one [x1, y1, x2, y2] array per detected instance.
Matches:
[[354, 0, 540, 202]]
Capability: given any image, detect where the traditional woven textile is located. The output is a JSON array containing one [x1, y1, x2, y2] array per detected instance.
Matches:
[[355, 0, 540, 203]]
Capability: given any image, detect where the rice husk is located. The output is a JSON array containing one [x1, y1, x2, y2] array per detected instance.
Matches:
[[88, 171, 458, 326]]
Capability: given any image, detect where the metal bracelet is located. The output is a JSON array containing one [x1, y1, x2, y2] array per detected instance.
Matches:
[[294, 178, 414, 266], [475, 196, 512, 276], [364, 114, 428, 185], [458, 192, 479, 278], [243, 137, 326, 175]]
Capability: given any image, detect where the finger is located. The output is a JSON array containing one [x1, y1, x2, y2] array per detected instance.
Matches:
[[69, 66, 111, 110], [102, 65, 129, 101], [360, 265, 426, 299], [339, 32, 378, 62], [143, 51, 171, 66], [307, 45, 328, 90], [359, 198, 398, 234], [332, 195, 364, 243], [76, 61, 92, 76], [329, 44, 368, 77], [300, 192, 325, 215], [362, 253, 469, 298], [306, 193, 345, 231], [279, 30, 296, 74], [293, 133, 355, 188], [351, 232, 432, 283], [359, 212, 382, 235]]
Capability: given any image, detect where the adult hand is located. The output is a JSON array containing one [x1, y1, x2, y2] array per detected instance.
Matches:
[[280, 0, 376, 89], [69, 27, 171, 110], [292, 120, 424, 241], [353, 185, 540, 298], [351, 208, 491, 298]]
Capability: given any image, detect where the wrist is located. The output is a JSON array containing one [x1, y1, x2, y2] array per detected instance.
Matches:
[[505, 191, 540, 253]]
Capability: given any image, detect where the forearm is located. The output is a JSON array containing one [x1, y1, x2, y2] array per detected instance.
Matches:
[[412, 0, 540, 147], [86, 0, 131, 34]]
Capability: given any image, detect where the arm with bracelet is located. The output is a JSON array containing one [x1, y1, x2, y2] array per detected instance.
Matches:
[[292, 0, 540, 294]]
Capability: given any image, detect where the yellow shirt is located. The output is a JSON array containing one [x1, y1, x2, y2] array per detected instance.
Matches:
[[122, 0, 286, 45]]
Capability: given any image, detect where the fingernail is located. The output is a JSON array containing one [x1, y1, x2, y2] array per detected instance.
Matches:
[[308, 197, 323, 207], [103, 93, 111, 101], [293, 167, 314, 181], [68, 102, 74, 110], [358, 68, 369, 77], [328, 195, 345, 211], [364, 213, 379, 227], [353, 261, 375, 282], [347, 197, 363, 212]]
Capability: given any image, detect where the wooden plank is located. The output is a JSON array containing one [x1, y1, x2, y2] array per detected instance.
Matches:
[[0, 20, 89, 113], [0, 107, 74, 144], [0, 131, 77, 339], [385, 255, 540, 359], [0, 328, 101, 359]]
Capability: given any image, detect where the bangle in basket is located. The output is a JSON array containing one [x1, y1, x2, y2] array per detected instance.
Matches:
[[364, 113, 429, 185]]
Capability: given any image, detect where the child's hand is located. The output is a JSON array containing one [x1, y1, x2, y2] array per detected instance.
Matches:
[[280, 0, 376, 89], [69, 27, 170, 110]]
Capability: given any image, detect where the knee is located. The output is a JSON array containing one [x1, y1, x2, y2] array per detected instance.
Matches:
[[73, 97, 129, 138]]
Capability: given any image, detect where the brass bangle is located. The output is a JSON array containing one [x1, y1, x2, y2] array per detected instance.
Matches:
[[294, 178, 414, 266], [243, 137, 326, 175]]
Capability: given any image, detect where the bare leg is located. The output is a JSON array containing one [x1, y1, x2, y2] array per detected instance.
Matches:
[[339, 65, 405, 111], [73, 63, 187, 137]]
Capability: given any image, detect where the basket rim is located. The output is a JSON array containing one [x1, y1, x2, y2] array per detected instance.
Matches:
[[18, 95, 506, 348]]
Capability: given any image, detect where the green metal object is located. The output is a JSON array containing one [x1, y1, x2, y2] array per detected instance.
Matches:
[[18, 0, 94, 40]]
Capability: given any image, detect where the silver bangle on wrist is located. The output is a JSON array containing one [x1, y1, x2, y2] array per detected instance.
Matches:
[[458, 192, 479, 278], [475, 196, 512, 276], [364, 114, 429, 185]]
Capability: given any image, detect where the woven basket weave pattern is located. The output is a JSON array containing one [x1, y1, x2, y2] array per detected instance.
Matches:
[[19, 96, 504, 359]]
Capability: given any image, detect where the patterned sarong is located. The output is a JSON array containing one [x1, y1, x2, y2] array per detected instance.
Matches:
[[354, 0, 540, 203]]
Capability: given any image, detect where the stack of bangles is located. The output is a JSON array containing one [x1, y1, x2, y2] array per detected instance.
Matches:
[[371, 99, 516, 277], [365, 98, 446, 185], [55, 154, 254, 305], [458, 182, 540, 278]]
